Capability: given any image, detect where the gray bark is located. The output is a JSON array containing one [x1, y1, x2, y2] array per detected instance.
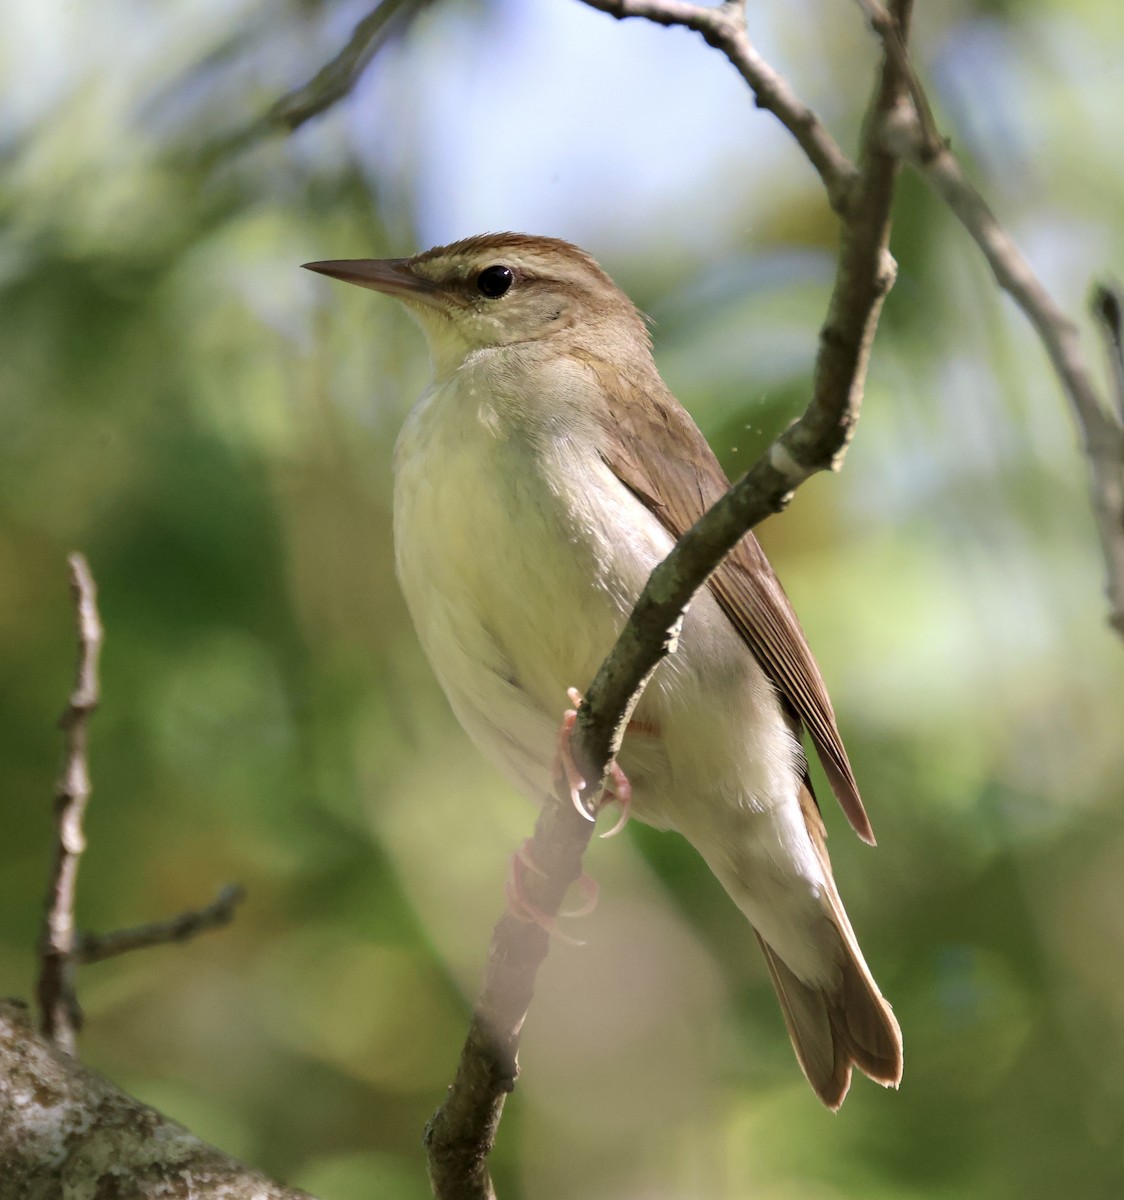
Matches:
[[0, 1000, 315, 1200]]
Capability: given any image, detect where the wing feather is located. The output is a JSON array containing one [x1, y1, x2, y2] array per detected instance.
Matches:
[[583, 355, 874, 844]]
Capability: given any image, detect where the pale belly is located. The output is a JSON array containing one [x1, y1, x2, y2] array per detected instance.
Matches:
[[394, 397, 643, 799], [391, 378, 801, 833]]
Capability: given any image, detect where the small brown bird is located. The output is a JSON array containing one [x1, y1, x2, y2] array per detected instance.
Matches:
[[304, 234, 902, 1109]]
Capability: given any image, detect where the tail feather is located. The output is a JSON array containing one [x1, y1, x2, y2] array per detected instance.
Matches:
[[701, 777, 901, 1108], [755, 927, 903, 1110]]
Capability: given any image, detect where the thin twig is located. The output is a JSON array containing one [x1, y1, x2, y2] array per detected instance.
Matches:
[[37, 553, 103, 1056], [852, 0, 942, 156], [424, 4, 914, 1194], [878, 77, 1124, 637], [581, 0, 860, 214], [207, 0, 434, 161], [268, 0, 434, 132], [75, 885, 247, 965]]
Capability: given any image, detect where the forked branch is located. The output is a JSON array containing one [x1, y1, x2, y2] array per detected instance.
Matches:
[[35, 555, 248, 1062], [863, 3, 1124, 635]]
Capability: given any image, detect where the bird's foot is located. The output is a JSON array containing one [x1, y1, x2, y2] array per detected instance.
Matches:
[[555, 687, 634, 837], [504, 838, 599, 944], [598, 760, 633, 839], [554, 688, 590, 820]]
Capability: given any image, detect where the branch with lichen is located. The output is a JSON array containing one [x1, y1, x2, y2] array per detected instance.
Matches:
[[0, 1000, 313, 1200]]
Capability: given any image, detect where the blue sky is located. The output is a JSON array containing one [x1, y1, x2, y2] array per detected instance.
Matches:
[[345, 0, 827, 252]]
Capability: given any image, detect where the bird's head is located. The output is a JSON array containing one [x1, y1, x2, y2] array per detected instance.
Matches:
[[303, 233, 649, 375]]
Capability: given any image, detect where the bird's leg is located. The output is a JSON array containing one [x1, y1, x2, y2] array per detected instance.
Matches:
[[507, 688, 640, 939]]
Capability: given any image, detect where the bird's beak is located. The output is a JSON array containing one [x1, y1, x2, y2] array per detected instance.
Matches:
[[301, 258, 438, 301]]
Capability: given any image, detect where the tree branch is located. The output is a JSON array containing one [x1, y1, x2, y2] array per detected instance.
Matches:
[[869, 20, 1124, 636], [852, 0, 941, 154], [424, 799, 595, 1200], [75, 884, 247, 965], [36, 553, 103, 1056], [4, 567, 269, 1195], [207, 0, 436, 161], [0, 1000, 315, 1200], [34, 557, 250, 1065], [267, 0, 436, 134], [424, 4, 914, 1194]]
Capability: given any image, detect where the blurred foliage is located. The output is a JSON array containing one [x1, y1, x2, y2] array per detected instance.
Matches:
[[2, 1, 1124, 1197]]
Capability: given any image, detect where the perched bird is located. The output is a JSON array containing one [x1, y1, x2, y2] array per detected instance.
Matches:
[[303, 234, 902, 1109]]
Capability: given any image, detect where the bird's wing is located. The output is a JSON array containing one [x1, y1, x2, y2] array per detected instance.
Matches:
[[590, 361, 874, 844]]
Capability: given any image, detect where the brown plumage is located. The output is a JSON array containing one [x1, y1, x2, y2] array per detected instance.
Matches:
[[586, 358, 876, 844], [304, 232, 903, 1108]]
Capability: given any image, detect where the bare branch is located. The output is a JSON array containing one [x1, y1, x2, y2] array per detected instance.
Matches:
[[876, 63, 1124, 637], [75, 884, 247, 965], [424, 5, 915, 1193], [35, 559, 251, 1060], [37, 553, 103, 1056], [206, 0, 435, 161], [267, 0, 435, 133], [852, 0, 941, 155], [580, 0, 859, 214]]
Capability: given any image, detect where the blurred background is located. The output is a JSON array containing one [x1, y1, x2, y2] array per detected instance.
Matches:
[[3, 0, 1123, 1196]]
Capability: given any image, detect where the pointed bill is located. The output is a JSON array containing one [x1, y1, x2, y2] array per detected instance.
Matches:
[[301, 258, 437, 300]]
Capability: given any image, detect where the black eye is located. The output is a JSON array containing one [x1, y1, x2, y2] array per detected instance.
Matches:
[[476, 264, 514, 299]]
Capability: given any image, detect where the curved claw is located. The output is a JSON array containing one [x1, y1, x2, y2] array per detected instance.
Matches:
[[514, 837, 546, 879], [598, 760, 633, 839], [505, 877, 586, 946], [572, 792, 596, 823], [505, 844, 587, 945], [560, 871, 600, 918], [554, 695, 594, 821]]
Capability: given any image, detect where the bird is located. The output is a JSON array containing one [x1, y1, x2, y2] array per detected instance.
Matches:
[[303, 233, 903, 1110]]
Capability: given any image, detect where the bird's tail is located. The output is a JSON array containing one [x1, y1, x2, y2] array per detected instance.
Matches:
[[754, 911, 903, 1110]]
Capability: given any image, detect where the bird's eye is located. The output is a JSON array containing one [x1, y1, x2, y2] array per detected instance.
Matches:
[[476, 265, 514, 299]]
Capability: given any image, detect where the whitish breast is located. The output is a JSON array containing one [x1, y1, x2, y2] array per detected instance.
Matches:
[[391, 360, 674, 794]]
